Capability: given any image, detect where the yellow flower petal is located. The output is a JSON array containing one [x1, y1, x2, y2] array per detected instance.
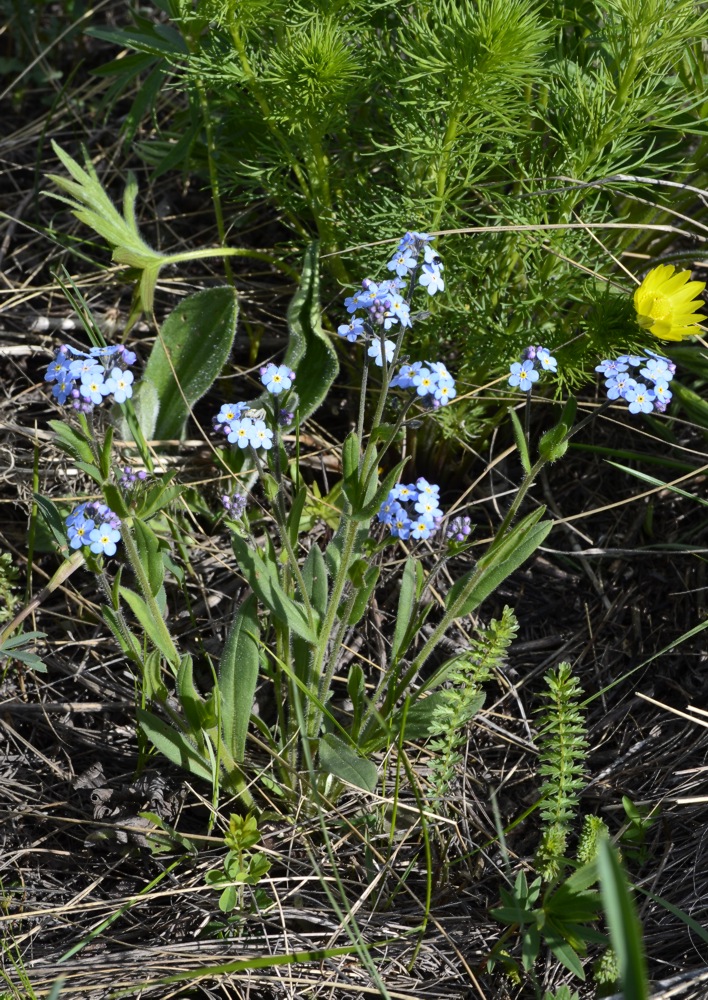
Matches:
[[633, 265, 706, 341]]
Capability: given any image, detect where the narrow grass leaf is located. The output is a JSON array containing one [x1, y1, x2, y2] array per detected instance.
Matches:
[[597, 837, 649, 1000]]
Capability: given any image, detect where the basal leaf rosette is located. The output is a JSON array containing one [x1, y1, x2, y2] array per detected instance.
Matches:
[[633, 264, 706, 342]]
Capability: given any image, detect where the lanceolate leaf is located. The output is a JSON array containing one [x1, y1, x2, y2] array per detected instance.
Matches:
[[445, 510, 553, 618], [137, 708, 212, 782], [283, 242, 339, 421], [231, 535, 317, 644], [144, 286, 239, 440], [319, 733, 378, 792], [219, 595, 260, 764]]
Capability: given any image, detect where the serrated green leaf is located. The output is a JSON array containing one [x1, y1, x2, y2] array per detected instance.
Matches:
[[144, 286, 238, 440]]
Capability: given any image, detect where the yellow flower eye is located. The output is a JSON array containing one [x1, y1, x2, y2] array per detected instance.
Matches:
[[633, 264, 706, 342]]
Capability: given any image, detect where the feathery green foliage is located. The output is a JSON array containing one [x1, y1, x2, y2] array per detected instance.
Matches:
[[535, 662, 589, 879], [89, 0, 708, 390], [428, 607, 518, 807]]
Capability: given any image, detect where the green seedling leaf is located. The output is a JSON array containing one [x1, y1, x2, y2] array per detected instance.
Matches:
[[0, 630, 47, 651], [319, 733, 378, 792], [144, 286, 239, 440], [132, 518, 165, 597], [48, 419, 95, 465], [137, 707, 212, 781], [391, 557, 416, 664], [231, 535, 317, 644], [509, 407, 532, 474], [48, 143, 167, 314], [283, 242, 338, 420], [219, 594, 260, 764], [445, 510, 553, 618], [302, 545, 328, 618], [219, 885, 238, 912], [33, 493, 68, 549], [119, 585, 174, 662]]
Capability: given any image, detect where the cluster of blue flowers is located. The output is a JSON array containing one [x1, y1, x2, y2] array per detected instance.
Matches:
[[66, 501, 122, 556], [221, 492, 248, 517], [508, 345, 558, 392], [446, 515, 472, 542], [376, 478, 443, 541], [45, 344, 137, 412], [596, 352, 675, 414], [119, 466, 150, 489], [390, 360, 457, 406], [338, 232, 444, 352], [336, 232, 456, 408], [212, 364, 296, 451]]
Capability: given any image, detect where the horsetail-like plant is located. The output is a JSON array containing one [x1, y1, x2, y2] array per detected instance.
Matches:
[[428, 607, 518, 809], [535, 663, 589, 880]]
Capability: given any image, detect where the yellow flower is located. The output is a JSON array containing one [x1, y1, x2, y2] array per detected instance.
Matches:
[[633, 264, 706, 341]]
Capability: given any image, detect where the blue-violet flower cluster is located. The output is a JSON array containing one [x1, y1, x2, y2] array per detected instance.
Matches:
[[221, 492, 248, 517], [596, 351, 675, 414], [338, 232, 444, 356], [446, 515, 472, 543], [66, 501, 122, 556], [377, 478, 443, 541], [213, 402, 274, 451], [508, 345, 558, 392], [45, 344, 137, 412], [390, 360, 457, 407]]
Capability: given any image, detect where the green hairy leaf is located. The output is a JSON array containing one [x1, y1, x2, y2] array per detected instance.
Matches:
[[219, 594, 260, 765], [283, 242, 338, 421], [137, 707, 213, 782], [144, 286, 239, 440], [319, 733, 378, 792]]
